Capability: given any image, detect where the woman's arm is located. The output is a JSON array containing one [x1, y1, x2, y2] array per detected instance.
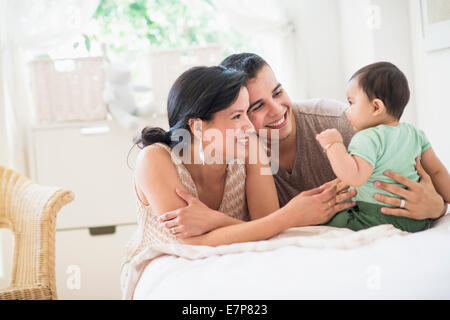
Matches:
[[372, 157, 447, 220], [135, 144, 192, 215], [181, 184, 339, 246], [161, 179, 357, 240], [316, 128, 373, 187], [245, 135, 280, 219]]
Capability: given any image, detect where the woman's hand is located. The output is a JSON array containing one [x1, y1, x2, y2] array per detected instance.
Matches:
[[373, 157, 446, 220], [159, 188, 227, 239], [283, 183, 355, 227], [322, 178, 357, 212]]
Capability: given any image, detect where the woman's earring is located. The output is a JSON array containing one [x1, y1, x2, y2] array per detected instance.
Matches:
[[199, 138, 205, 165], [195, 121, 205, 165]]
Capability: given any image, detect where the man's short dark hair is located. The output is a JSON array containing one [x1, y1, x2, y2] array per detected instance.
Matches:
[[220, 53, 269, 80], [350, 61, 410, 120]]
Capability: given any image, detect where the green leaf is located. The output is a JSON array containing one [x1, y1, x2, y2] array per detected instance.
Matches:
[[87, 0, 245, 55], [83, 34, 91, 52]]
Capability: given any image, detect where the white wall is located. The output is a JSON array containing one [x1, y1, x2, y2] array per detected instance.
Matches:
[[284, 0, 448, 168], [338, 0, 417, 124], [409, 0, 450, 168], [284, 0, 419, 129], [338, 0, 375, 86], [285, 0, 345, 102]]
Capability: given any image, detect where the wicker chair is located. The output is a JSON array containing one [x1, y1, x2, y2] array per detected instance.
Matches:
[[0, 166, 74, 300]]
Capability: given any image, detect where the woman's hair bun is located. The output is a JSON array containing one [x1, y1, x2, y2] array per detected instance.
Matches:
[[136, 126, 171, 148]]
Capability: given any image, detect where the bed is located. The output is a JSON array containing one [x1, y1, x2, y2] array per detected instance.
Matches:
[[130, 213, 450, 299]]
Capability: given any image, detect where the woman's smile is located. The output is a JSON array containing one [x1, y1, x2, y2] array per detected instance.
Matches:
[[236, 136, 249, 146]]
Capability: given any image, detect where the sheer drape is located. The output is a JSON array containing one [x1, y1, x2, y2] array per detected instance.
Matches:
[[0, 0, 305, 174], [211, 0, 306, 101], [0, 0, 98, 174]]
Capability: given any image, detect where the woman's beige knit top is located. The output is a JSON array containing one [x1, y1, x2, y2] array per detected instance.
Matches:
[[122, 143, 249, 268]]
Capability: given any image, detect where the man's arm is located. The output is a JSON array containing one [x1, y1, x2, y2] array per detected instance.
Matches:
[[159, 188, 245, 239], [420, 148, 450, 203]]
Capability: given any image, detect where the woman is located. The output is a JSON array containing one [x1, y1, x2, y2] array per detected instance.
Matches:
[[121, 66, 338, 298]]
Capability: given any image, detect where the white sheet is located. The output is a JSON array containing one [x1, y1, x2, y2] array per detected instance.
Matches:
[[133, 215, 450, 299]]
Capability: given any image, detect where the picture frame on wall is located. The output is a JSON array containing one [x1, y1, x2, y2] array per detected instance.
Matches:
[[420, 0, 450, 52]]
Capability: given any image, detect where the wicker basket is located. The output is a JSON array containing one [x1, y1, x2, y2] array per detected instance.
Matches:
[[148, 45, 223, 115], [28, 57, 107, 124]]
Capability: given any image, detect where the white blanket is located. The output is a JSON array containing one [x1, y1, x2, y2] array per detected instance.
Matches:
[[125, 215, 450, 299]]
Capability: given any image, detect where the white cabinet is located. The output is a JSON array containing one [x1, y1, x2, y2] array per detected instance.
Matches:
[[28, 115, 168, 299], [55, 224, 137, 300]]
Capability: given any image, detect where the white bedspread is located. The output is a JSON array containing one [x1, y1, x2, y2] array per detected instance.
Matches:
[[131, 215, 450, 299]]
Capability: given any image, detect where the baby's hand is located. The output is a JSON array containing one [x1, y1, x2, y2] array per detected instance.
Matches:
[[316, 128, 344, 149]]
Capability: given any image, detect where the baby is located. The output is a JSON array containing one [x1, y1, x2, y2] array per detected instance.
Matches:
[[316, 61, 450, 232]]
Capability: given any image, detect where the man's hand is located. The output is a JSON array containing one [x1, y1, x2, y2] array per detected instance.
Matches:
[[159, 188, 223, 239], [373, 157, 446, 220]]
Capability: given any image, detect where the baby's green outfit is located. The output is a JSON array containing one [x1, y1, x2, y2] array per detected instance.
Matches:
[[326, 123, 431, 232]]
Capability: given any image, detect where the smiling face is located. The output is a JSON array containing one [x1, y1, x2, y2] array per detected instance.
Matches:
[[245, 65, 294, 141], [200, 86, 255, 163], [345, 77, 379, 131]]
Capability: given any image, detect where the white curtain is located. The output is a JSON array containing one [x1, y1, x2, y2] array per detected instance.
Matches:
[[211, 0, 306, 101], [0, 0, 98, 175]]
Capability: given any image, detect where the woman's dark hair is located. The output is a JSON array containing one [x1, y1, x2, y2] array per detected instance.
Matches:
[[350, 61, 410, 120], [220, 53, 269, 80], [134, 65, 247, 149]]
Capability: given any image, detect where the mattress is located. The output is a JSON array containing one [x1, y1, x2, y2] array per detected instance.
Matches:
[[133, 214, 450, 299]]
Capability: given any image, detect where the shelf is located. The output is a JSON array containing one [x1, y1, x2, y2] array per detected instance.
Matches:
[[31, 113, 168, 130]]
